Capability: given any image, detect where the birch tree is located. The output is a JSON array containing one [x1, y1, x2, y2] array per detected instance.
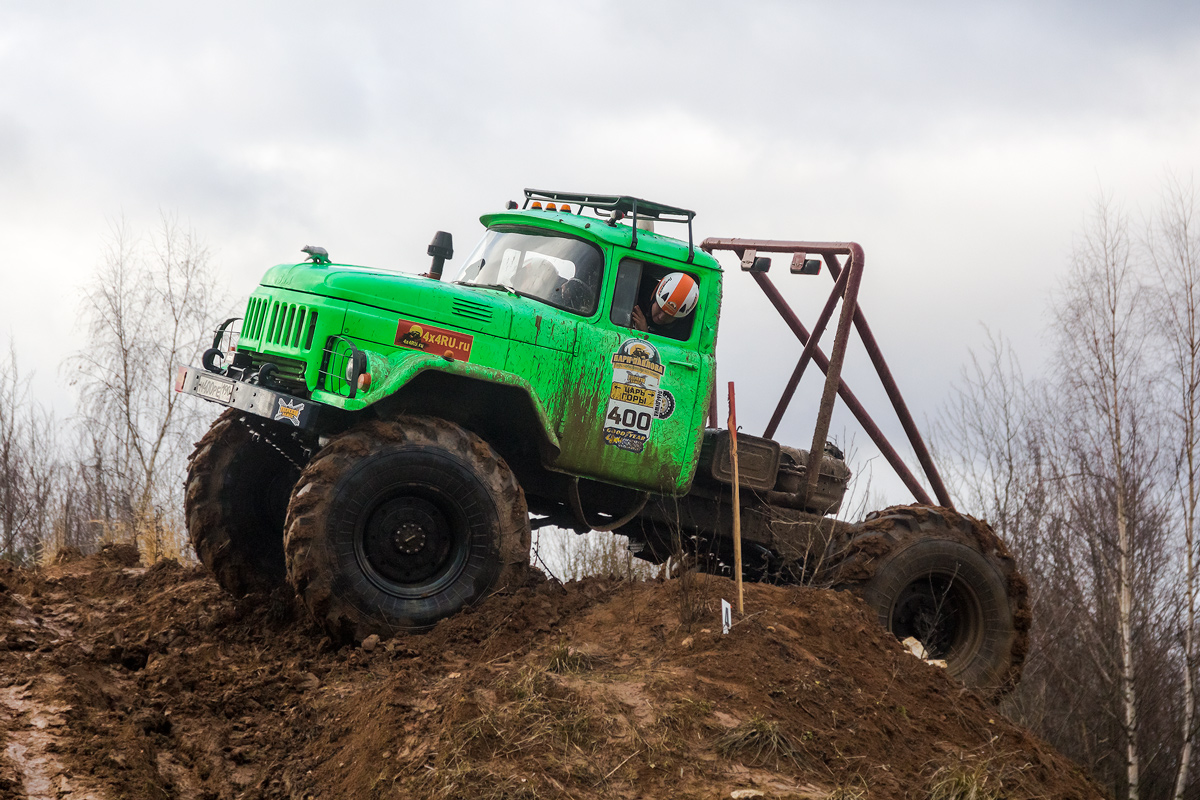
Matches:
[[1053, 194, 1151, 799], [1146, 174, 1200, 800], [936, 180, 1199, 798]]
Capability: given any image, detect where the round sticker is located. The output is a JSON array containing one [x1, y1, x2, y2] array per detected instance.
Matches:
[[654, 390, 675, 420]]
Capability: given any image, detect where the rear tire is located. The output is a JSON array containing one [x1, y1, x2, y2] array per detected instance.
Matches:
[[834, 505, 1029, 698], [185, 410, 302, 597], [284, 417, 531, 642]]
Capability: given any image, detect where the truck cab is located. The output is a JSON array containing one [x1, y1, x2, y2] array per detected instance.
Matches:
[[183, 191, 721, 508]]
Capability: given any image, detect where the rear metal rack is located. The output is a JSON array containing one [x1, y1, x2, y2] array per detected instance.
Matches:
[[701, 238, 953, 509]]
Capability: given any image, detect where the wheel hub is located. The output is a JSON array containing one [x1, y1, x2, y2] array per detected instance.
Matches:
[[361, 497, 452, 585], [393, 523, 427, 554], [891, 574, 970, 660]]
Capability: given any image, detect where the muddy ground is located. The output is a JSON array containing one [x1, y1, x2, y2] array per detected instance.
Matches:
[[0, 546, 1102, 799]]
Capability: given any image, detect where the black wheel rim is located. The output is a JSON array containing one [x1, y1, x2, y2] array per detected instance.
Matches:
[[889, 570, 984, 669], [354, 485, 469, 599]]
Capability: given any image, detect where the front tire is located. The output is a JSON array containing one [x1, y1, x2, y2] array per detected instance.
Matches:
[[284, 417, 531, 642], [185, 411, 302, 597]]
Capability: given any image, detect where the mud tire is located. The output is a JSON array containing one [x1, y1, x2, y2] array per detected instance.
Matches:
[[284, 416, 531, 642], [833, 505, 1030, 698], [185, 410, 302, 597]]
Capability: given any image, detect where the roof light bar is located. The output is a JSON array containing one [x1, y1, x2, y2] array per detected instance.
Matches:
[[522, 189, 696, 263]]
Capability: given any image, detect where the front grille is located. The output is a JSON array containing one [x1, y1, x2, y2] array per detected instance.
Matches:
[[244, 352, 309, 396], [245, 297, 268, 340], [452, 298, 493, 323], [245, 297, 319, 350]]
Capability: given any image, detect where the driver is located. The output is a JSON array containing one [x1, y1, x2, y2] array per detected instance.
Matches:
[[631, 272, 699, 334], [511, 257, 559, 298]]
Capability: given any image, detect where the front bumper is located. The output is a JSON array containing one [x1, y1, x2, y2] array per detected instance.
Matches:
[[175, 365, 318, 430]]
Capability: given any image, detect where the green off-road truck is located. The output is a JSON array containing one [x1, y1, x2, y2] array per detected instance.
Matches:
[[177, 190, 1029, 696]]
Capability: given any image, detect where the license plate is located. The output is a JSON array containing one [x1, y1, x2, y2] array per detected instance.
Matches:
[[195, 375, 234, 403]]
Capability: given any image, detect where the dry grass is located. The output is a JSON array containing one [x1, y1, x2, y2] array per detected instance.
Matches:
[[658, 696, 714, 737], [625, 693, 717, 758], [545, 641, 595, 674], [716, 713, 803, 769], [927, 758, 1006, 800], [460, 667, 603, 758], [406, 665, 611, 798], [38, 503, 190, 568], [422, 766, 548, 800], [826, 785, 869, 800]]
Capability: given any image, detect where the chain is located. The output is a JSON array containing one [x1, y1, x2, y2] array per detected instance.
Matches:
[[236, 415, 313, 471]]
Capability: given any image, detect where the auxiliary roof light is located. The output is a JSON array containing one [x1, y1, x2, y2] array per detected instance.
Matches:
[[561, 204, 572, 213], [531, 201, 543, 210], [546, 202, 557, 211]]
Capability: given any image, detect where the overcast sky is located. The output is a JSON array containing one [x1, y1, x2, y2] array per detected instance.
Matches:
[[2, 1, 1199, 504]]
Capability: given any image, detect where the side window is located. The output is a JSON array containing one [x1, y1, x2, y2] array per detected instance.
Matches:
[[611, 258, 699, 342], [610, 261, 642, 328]]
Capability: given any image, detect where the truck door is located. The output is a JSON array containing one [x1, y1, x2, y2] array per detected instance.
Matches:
[[556, 256, 706, 494]]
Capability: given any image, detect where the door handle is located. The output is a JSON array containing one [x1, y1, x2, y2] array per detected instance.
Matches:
[[668, 359, 698, 370]]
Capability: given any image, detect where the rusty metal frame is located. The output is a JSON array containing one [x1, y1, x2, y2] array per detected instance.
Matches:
[[700, 238, 953, 509]]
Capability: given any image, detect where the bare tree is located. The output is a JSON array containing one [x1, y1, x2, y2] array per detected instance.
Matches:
[[0, 342, 31, 562], [923, 181, 1200, 798], [542, 527, 656, 582], [932, 332, 1066, 736], [1146, 174, 1200, 800], [935, 329, 1050, 564], [1051, 193, 1165, 799], [0, 341, 74, 565], [1054, 194, 1148, 798], [70, 214, 221, 560], [23, 403, 61, 562]]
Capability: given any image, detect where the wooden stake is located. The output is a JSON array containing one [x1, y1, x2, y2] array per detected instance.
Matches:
[[728, 382, 744, 615]]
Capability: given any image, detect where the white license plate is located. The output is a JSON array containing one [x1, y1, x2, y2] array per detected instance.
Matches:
[[195, 375, 234, 403]]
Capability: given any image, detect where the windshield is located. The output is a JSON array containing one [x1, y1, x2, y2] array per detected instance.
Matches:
[[454, 228, 604, 316]]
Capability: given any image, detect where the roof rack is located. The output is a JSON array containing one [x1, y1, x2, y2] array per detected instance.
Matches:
[[523, 189, 696, 263]]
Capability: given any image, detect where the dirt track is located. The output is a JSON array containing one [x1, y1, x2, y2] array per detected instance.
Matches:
[[0, 546, 1101, 799]]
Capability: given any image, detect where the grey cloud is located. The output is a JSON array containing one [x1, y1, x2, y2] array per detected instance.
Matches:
[[1, 1, 1199, 503]]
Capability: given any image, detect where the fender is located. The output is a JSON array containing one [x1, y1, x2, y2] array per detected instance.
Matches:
[[311, 348, 561, 463]]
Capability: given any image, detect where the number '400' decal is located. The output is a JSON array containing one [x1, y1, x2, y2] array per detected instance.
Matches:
[[607, 407, 652, 431]]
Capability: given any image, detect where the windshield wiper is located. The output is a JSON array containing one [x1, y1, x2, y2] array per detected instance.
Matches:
[[458, 282, 517, 295]]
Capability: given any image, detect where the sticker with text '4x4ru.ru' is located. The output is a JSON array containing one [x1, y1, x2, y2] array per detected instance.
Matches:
[[394, 319, 473, 361], [603, 338, 675, 453]]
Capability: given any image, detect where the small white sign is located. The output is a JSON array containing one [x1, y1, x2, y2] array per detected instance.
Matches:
[[721, 599, 732, 635]]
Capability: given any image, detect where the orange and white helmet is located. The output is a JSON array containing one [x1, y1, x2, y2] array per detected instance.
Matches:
[[653, 272, 699, 319]]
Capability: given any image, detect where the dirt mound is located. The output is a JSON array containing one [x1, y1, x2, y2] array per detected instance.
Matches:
[[0, 552, 1101, 799]]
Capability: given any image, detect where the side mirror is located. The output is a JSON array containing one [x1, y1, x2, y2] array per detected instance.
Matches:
[[427, 231, 453, 280]]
